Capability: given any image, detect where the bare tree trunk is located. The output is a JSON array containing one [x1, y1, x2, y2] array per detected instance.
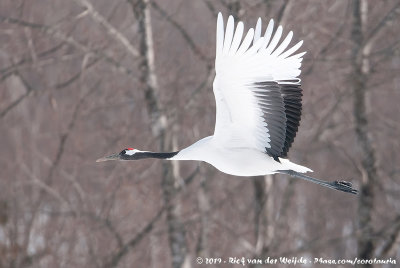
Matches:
[[253, 177, 266, 250], [129, 1, 189, 267], [196, 169, 210, 259], [252, 176, 274, 268], [351, 0, 377, 262]]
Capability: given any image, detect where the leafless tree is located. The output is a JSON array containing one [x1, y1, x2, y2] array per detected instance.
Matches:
[[1, 1, 399, 267]]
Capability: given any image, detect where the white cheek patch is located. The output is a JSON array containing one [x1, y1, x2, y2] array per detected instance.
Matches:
[[126, 149, 139, 155]]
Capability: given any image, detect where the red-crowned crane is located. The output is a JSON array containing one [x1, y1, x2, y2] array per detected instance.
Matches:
[[97, 13, 358, 195]]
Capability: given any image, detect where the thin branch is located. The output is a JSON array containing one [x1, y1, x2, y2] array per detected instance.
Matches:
[[275, 0, 290, 25], [182, 64, 214, 110], [72, 0, 139, 58], [304, 3, 350, 76], [103, 165, 199, 267], [202, 0, 218, 17], [45, 81, 100, 184], [150, 1, 212, 64], [104, 207, 164, 267], [54, 57, 100, 90], [309, 86, 351, 142], [0, 72, 33, 119], [1, 42, 65, 81], [0, 15, 135, 77], [363, 2, 400, 48]]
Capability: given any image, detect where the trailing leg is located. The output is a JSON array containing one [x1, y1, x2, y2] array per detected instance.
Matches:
[[278, 170, 358, 195]]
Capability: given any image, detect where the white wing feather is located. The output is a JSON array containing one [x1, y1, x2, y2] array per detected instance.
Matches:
[[254, 18, 262, 42], [262, 19, 274, 49], [228, 21, 244, 55], [213, 13, 305, 154]]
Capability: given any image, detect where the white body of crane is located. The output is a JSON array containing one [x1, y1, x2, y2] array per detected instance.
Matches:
[[172, 137, 311, 176]]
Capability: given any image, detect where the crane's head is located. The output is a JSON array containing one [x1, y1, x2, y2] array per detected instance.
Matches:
[[96, 148, 140, 162]]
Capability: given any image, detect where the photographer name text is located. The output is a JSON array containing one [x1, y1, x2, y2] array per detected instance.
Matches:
[[196, 256, 396, 266]]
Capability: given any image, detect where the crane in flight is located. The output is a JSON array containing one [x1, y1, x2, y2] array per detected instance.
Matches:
[[97, 13, 358, 195]]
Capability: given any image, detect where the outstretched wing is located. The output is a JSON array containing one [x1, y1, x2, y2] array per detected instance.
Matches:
[[213, 13, 305, 160]]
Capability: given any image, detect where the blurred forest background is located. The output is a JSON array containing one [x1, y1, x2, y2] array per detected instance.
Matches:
[[1, 0, 400, 267]]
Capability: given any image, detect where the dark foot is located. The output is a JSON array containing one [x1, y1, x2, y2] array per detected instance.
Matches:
[[333, 180, 358, 195]]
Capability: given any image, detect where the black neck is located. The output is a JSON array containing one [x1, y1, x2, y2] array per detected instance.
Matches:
[[122, 151, 179, 160]]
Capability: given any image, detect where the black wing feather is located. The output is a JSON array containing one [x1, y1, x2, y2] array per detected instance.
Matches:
[[253, 82, 286, 161], [279, 81, 303, 157], [252, 80, 303, 161]]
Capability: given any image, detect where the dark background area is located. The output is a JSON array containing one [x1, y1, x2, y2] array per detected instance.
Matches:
[[1, 0, 399, 267]]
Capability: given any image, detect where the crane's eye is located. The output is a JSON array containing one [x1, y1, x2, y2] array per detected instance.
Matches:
[[120, 149, 126, 155]]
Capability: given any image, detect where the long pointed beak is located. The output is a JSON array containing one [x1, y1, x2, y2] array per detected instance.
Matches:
[[96, 153, 120, 162]]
